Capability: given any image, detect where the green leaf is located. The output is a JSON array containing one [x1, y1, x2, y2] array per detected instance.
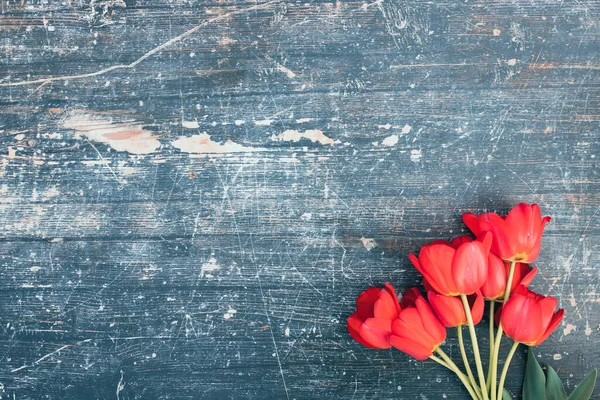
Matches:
[[523, 347, 546, 400], [545, 364, 567, 400], [568, 368, 597, 400], [502, 388, 513, 400]]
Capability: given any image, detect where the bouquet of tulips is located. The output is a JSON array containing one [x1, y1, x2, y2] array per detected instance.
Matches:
[[348, 204, 597, 399]]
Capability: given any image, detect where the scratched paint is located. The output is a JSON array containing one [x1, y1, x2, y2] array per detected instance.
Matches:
[[0, 0, 598, 399]]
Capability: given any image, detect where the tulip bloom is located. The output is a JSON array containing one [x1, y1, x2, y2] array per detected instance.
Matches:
[[501, 285, 564, 346], [453, 235, 538, 300], [409, 233, 492, 296], [462, 203, 551, 263], [389, 288, 447, 360], [427, 290, 484, 327], [347, 283, 400, 348]]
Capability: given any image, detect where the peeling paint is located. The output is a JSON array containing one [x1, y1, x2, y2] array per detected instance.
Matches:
[[563, 323, 576, 336], [271, 129, 335, 145], [382, 135, 399, 146], [63, 113, 160, 155], [182, 120, 200, 129], [172, 133, 262, 155]]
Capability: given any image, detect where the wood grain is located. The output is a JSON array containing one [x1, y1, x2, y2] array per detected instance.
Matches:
[[0, 0, 598, 398]]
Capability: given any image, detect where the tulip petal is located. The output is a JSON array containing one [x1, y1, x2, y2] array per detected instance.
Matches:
[[485, 213, 515, 261], [452, 240, 488, 294], [419, 244, 460, 295], [415, 297, 447, 343], [347, 313, 377, 348], [428, 291, 465, 327], [389, 335, 435, 360], [532, 309, 564, 346], [356, 288, 381, 319], [384, 283, 401, 314], [359, 318, 393, 349], [374, 290, 399, 320], [538, 296, 559, 328], [401, 287, 422, 309], [470, 291, 484, 325], [462, 212, 484, 236]]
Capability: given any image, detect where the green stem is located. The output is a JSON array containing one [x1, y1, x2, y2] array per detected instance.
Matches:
[[458, 326, 478, 393], [461, 294, 489, 400], [486, 301, 495, 391], [497, 341, 519, 397], [430, 354, 451, 370], [436, 348, 482, 400], [490, 260, 517, 400]]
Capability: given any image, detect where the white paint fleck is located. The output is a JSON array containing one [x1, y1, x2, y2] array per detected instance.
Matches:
[[182, 120, 200, 129], [30, 266, 41, 272], [300, 213, 312, 221], [584, 321, 592, 337], [553, 354, 562, 360], [361, 238, 378, 251], [254, 119, 274, 126], [401, 124, 412, 134], [271, 129, 335, 146], [296, 118, 312, 124], [223, 307, 237, 320], [172, 134, 262, 156], [507, 59, 517, 66], [563, 323, 576, 336], [234, 120, 245, 126], [378, 124, 392, 130], [493, 28, 502, 36], [381, 134, 399, 147], [284, 327, 290, 337], [410, 149, 422, 162], [200, 257, 221, 278]]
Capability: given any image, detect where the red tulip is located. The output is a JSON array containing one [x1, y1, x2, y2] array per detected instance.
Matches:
[[462, 203, 551, 263], [500, 285, 564, 346], [389, 288, 447, 360], [427, 290, 484, 327], [347, 283, 400, 348], [481, 254, 537, 301], [409, 233, 492, 296], [451, 236, 538, 300]]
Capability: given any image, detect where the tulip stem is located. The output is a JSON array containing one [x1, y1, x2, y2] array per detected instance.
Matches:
[[436, 348, 482, 400], [486, 301, 495, 391], [429, 354, 451, 370], [461, 294, 489, 400], [497, 341, 519, 397], [457, 326, 478, 395], [490, 260, 517, 400]]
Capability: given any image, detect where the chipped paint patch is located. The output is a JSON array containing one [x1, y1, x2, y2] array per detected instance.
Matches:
[[382, 134, 399, 147], [172, 133, 262, 156], [378, 124, 392, 130], [182, 120, 200, 129], [401, 124, 412, 134], [360, 238, 378, 251], [296, 118, 312, 124], [271, 130, 334, 145], [63, 113, 160, 155], [254, 119, 274, 126], [563, 323, 576, 336], [410, 149, 422, 162], [200, 257, 221, 279]]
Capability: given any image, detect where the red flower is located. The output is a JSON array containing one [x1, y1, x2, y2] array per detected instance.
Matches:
[[427, 290, 484, 327], [389, 288, 447, 360], [347, 283, 400, 348], [500, 285, 564, 346], [409, 233, 492, 296], [481, 254, 537, 301], [462, 203, 551, 263]]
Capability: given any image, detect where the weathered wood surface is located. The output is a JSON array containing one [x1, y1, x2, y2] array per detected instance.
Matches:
[[0, 0, 598, 398]]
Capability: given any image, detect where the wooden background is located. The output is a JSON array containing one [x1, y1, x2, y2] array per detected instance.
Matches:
[[0, 0, 598, 398]]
